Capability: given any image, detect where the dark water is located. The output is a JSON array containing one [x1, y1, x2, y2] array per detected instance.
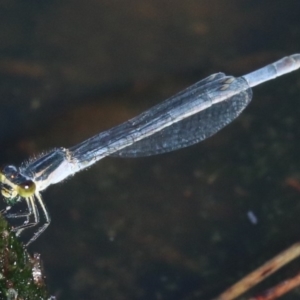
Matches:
[[1, 0, 300, 299]]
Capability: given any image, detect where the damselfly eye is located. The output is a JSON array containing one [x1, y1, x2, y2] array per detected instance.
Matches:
[[2, 165, 18, 180], [17, 180, 36, 197]]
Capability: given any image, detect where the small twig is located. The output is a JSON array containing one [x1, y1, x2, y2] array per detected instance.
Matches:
[[214, 242, 300, 300]]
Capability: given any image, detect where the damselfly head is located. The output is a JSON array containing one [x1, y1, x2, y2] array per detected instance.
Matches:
[[0, 165, 36, 203]]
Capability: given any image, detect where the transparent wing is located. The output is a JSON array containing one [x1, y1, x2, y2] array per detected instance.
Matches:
[[70, 73, 251, 164]]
